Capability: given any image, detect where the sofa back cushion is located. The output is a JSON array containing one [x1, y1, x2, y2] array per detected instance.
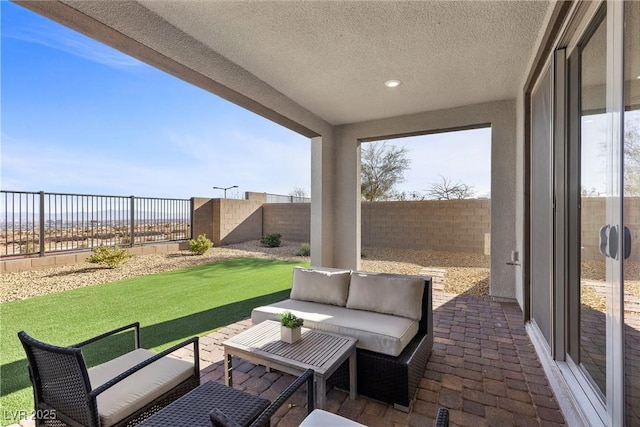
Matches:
[[290, 267, 352, 306], [346, 273, 425, 321]]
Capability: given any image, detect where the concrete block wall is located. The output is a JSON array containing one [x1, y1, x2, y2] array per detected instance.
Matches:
[[263, 203, 311, 242], [362, 199, 491, 252], [260, 198, 640, 260], [261, 199, 492, 253], [192, 194, 266, 246], [626, 198, 640, 262], [6, 196, 635, 273], [581, 197, 606, 262], [192, 197, 216, 243], [1, 243, 186, 273], [218, 198, 263, 245]]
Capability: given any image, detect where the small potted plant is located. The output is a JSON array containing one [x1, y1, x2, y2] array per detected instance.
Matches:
[[279, 311, 304, 344]]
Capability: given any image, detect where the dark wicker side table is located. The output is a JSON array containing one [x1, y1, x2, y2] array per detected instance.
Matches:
[[139, 380, 270, 427]]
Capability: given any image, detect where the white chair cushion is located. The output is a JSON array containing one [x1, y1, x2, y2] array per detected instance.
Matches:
[[300, 409, 365, 426], [290, 266, 351, 306], [346, 273, 425, 321], [252, 299, 419, 357], [88, 348, 194, 427]]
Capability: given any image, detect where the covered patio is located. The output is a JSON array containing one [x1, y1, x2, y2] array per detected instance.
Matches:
[[13, 1, 639, 425], [171, 292, 565, 426]]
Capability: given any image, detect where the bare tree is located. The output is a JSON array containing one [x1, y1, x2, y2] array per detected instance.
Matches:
[[289, 187, 309, 199], [426, 175, 475, 200], [361, 141, 411, 201], [624, 121, 640, 196], [391, 190, 426, 201]]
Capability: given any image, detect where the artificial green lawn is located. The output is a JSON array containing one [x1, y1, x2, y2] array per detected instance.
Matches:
[[0, 257, 306, 426]]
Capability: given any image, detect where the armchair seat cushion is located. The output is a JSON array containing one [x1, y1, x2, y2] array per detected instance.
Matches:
[[300, 409, 365, 426], [88, 349, 194, 427]]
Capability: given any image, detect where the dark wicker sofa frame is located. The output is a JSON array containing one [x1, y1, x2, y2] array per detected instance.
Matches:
[[329, 277, 433, 411], [18, 322, 200, 427]]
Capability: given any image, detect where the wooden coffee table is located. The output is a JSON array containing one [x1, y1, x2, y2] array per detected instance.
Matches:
[[223, 320, 357, 410]]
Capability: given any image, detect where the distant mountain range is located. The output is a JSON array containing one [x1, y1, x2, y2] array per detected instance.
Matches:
[[0, 210, 189, 226]]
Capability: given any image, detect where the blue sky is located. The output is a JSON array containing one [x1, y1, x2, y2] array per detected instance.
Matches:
[[1, 1, 490, 200]]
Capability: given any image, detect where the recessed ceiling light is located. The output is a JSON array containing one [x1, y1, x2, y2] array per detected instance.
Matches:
[[385, 80, 401, 88], [636, 75, 640, 80]]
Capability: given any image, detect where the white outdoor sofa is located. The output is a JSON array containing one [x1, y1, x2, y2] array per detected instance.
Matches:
[[251, 266, 433, 411]]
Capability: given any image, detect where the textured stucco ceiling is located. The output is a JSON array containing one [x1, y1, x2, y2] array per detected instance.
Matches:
[[137, 1, 552, 125], [26, 1, 553, 128]]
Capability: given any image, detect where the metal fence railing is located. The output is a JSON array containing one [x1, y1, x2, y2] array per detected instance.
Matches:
[[0, 191, 191, 258], [265, 193, 311, 203]]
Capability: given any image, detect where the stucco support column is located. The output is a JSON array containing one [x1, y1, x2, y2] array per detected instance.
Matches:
[[310, 135, 335, 267], [333, 130, 361, 270], [490, 101, 518, 299]]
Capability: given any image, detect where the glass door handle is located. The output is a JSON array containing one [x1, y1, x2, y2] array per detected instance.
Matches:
[[608, 225, 618, 260], [599, 224, 623, 260], [599, 225, 610, 257], [623, 226, 631, 260]]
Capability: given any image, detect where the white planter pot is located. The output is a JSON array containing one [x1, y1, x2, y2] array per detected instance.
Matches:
[[280, 326, 301, 344]]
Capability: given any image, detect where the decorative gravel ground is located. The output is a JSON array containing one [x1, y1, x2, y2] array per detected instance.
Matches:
[[0, 241, 490, 302]]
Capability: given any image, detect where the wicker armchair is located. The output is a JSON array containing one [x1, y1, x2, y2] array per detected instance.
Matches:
[[209, 369, 315, 427], [18, 322, 200, 427], [434, 407, 449, 427]]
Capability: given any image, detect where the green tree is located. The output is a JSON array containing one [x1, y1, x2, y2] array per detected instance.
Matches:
[[361, 141, 410, 201]]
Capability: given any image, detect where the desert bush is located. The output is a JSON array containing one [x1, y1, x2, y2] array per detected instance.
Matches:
[[19, 241, 39, 255], [87, 245, 131, 269], [296, 243, 311, 257], [189, 234, 213, 255], [260, 233, 282, 248]]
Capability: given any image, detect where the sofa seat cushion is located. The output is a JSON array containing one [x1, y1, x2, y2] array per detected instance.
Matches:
[[251, 299, 419, 357], [88, 348, 194, 427]]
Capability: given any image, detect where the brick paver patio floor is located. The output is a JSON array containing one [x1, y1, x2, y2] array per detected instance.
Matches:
[[173, 292, 566, 427]]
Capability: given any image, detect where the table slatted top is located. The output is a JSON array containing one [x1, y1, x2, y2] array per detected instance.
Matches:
[[223, 320, 356, 374]]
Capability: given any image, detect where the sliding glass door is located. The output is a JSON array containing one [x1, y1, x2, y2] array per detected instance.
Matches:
[[623, 3, 639, 425], [567, 6, 608, 402], [529, 1, 638, 423], [562, 2, 638, 424]]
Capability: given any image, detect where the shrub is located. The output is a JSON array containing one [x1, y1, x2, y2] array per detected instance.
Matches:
[[19, 240, 39, 255], [87, 245, 131, 269], [296, 243, 311, 257], [279, 311, 304, 328], [260, 233, 282, 248], [189, 234, 213, 255]]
